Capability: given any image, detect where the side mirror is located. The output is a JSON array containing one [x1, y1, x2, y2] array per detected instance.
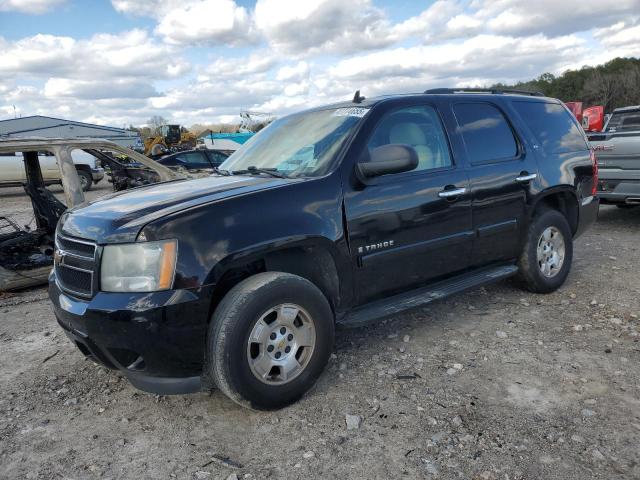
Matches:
[[356, 144, 419, 178]]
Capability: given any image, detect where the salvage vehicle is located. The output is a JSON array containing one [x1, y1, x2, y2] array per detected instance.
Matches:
[[49, 89, 599, 410], [0, 138, 178, 291], [588, 105, 640, 207], [0, 149, 104, 191]]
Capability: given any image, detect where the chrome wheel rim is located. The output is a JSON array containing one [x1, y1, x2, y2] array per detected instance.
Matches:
[[536, 226, 565, 278], [246, 303, 316, 385]]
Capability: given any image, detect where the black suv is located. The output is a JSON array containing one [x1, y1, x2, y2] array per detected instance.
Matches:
[[49, 89, 599, 409]]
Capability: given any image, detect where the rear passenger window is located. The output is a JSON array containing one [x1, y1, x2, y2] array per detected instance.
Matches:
[[453, 103, 518, 164], [513, 101, 588, 153]]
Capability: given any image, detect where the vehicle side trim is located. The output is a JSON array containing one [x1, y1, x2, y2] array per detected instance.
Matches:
[[359, 230, 475, 267], [476, 219, 518, 238]]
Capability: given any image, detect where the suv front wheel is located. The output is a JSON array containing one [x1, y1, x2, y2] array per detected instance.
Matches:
[[206, 272, 335, 410], [517, 209, 573, 293]]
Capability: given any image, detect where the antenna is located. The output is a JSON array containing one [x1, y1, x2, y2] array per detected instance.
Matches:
[[352, 90, 365, 103]]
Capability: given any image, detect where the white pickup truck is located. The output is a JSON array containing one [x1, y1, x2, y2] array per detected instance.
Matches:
[[0, 149, 104, 191]]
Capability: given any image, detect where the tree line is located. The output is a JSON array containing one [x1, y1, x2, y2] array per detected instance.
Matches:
[[491, 57, 640, 112]]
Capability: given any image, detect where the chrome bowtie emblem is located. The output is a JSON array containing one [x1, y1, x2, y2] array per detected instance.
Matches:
[[54, 250, 64, 266]]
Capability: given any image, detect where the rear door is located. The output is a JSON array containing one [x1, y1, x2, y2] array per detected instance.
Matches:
[[343, 102, 473, 305], [0, 153, 24, 183], [37, 152, 60, 180], [452, 101, 538, 265]]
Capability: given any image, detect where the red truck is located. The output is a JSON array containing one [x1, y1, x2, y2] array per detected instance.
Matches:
[[565, 102, 605, 132]]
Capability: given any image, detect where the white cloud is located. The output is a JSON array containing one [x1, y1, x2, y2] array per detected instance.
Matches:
[[328, 33, 589, 96], [155, 0, 255, 46], [254, 0, 395, 55], [594, 21, 640, 47], [276, 61, 309, 81], [110, 0, 181, 17], [0, 30, 190, 80], [0, 0, 65, 14], [205, 51, 277, 78], [44, 78, 158, 99], [3, 0, 640, 127], [433, 0, 640, 39]]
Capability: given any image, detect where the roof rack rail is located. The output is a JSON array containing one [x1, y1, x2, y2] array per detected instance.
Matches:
[[424, 88, 545, 97]]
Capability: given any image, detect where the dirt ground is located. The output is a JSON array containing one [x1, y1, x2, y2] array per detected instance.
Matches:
[[0, 181, 639, 480]]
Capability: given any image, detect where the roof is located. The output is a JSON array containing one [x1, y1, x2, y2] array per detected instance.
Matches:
[[0, 136, 178, 181], [199, 132, 254, 144], [0, 115, 135, 136], [300, 90, 557, 114]]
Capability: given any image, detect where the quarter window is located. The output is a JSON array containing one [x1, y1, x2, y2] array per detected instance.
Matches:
[[454, 103, 518, 163], [513, 101, 588, 154], [367, 105, 452, 172]]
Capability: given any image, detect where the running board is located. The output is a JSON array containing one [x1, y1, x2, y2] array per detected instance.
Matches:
[[338, 264, 518, 328]]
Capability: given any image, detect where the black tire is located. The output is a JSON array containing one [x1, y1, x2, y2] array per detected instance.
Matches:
[[77, 169, 92, 192], [517, 209, 573, 293], [207, 272, 334, 410]]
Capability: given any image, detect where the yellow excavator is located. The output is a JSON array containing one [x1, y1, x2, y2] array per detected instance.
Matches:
[[143, 124, 197, 157]]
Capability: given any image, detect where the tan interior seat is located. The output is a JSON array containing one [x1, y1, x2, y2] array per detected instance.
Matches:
[[389, 123, 437, 170]]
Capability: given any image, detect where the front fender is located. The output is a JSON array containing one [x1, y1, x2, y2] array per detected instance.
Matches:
[[138, 175, 352, 300]]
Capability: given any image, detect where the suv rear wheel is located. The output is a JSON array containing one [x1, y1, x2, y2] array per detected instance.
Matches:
[[206, 272, 334, 410], [517, 209, 573, 293]]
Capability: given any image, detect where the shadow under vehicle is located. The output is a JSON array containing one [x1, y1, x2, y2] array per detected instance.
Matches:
[[0, 138, 179, 291]]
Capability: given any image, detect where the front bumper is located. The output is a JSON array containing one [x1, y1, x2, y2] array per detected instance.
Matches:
[[91, 167, 105, 183], [49, 273, 214, 395]]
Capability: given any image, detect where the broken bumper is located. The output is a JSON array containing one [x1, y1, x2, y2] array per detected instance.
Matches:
[[49, 272, 214, 395]]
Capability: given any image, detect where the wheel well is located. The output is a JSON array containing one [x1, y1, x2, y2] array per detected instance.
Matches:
[[533, 192, 579, 234], [75, 164, 91, 174], [207, 246, 340, 322]]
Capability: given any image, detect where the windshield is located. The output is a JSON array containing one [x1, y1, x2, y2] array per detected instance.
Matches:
[[606, 111, 640, 132], [219, 107, 368, 177]]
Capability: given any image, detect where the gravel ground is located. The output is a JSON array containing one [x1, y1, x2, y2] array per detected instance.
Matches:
[[0, 183, 639, 480]]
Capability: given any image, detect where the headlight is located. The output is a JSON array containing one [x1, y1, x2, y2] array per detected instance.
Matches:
[[100, 240, 177, 292]]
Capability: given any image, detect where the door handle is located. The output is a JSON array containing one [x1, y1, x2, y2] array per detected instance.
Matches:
[[515, 173, 537, 183], [438, 187, 467, 199]]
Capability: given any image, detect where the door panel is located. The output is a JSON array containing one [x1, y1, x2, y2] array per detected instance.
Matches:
[[0, 155, 24, 182], [452, 101, 538, 265], [38, 154, 60, 180], [343, 103, 473, 305], [466, 161, 535, 263]]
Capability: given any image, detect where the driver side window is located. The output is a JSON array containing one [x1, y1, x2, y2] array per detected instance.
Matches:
[[368, 105, 452, 171]]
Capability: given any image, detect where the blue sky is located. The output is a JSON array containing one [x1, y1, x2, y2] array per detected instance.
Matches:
[[1, 0, 639, 127]]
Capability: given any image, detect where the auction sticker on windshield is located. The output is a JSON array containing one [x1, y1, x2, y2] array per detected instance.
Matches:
[[332, 107, 369, 117]]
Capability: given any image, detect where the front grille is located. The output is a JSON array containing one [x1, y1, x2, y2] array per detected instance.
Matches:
[[54, 233, 97, 298]]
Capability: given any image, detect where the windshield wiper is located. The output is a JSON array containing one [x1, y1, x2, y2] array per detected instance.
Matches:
[[213, 167, 231, 176], [232, 166, 288, 178]]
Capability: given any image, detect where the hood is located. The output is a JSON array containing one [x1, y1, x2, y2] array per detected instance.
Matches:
[[60, 175, 295, 243]]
